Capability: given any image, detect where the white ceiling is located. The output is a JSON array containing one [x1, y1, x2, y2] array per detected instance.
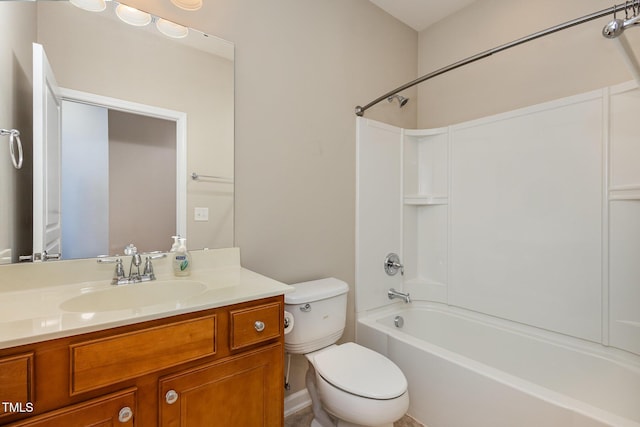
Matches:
[[369, 0, 477, 32]]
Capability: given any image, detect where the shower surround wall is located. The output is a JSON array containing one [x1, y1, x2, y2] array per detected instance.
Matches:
[[355, 80, 640, 357]]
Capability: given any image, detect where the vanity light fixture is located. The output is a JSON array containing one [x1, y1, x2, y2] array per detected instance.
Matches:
[[69, 0, 191, 40], [69, 0, 106, 12], [115, 3, 152, 26], [156, 18, 189, 38], [170, 0, 202, 11]]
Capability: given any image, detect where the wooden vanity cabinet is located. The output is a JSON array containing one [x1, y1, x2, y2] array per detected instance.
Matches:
[[0, 296, 284, 427], [159, 343, 282, 426]]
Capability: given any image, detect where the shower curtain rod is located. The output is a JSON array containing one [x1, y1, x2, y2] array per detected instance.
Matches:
[[355, 3, 631, 117]]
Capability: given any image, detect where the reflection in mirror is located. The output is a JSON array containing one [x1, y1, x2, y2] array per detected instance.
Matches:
[[0, 0, 234, 264], [61, 101, 177, 257]]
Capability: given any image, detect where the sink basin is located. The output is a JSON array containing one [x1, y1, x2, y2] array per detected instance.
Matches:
[[60, 280, 206, 313]]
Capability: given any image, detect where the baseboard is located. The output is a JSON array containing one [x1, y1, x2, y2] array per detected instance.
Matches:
[[284, 388, 311, 417]]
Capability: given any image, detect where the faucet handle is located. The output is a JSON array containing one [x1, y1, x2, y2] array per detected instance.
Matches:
[[384, 253, 404, 276], [99, 257, 126, 285], [114, 258, 125, 279], [143, 256, 156, 279]]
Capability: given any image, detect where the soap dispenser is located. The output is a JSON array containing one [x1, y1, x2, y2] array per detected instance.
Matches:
[[169, 235, 180, 252], [173, 237, 192, 277]]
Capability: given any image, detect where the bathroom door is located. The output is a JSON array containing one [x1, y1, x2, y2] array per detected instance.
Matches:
[[31, 43, 62, 261]]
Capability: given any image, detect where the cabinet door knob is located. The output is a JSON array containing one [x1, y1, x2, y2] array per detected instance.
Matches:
[[254, 320, 265, 332], [165, 389, 179, 404], [118, 406, 133, 423]]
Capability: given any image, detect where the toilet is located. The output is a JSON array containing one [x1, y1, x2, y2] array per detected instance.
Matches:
[[285, 278, 409, 427]]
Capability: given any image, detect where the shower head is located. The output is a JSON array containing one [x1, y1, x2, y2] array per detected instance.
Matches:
[[387, 94, 409, 108], [603, 13, 640, 38], [603, 17, 625, 38]]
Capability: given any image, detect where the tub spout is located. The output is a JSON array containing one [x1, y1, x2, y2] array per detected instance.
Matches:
[[388, 288, 411, 303]]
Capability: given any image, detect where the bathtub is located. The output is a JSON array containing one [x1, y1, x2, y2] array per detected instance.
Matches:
[[356, 303, 640, 427]]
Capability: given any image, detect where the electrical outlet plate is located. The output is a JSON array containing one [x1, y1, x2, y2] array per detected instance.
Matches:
[[194, 207, 209, 221]]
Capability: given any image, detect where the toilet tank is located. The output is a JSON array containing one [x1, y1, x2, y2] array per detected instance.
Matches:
[[284, 278, 349, 354]]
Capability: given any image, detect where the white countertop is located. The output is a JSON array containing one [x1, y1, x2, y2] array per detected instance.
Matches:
[[0, 249, 293, 349]]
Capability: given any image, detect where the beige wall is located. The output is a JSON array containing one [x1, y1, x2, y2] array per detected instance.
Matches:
[[417, 0, 640, 128], [0, 2, 35, 263], [109, 111, 176, 254]]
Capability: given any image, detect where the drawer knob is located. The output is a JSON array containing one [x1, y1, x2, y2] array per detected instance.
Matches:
[[254, 320, 265, 332], [118, 406, 133, 423], [165, 389, 179, 404]]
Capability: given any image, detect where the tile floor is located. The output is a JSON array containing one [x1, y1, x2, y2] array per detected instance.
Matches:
[[284, 406, 424, 427]]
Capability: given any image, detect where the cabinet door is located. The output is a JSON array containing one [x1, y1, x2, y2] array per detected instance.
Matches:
[[7, 388, 136, 427], [0, 352, 34, 412], [160, 344, 283, 427]]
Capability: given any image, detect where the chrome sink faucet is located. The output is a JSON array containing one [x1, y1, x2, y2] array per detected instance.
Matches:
[[125, 244, 142, 282], [388, 288, 411, 303], [97, 244, 166, 285]]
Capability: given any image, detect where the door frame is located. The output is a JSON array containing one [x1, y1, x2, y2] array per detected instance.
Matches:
[[58, 87, 188, 240], [32, 42, 62, 262]]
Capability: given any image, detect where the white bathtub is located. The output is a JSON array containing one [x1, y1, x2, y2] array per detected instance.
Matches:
[[357, 303, 640, 427]]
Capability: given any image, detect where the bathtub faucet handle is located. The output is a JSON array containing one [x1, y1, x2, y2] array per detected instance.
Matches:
[[384, 253, 404, 276]]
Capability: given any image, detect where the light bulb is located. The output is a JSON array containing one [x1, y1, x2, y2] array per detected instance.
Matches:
[[156, 18, 189, 38], [115, 4, 152, 26], [170, 0, 202, 11], [69, 0, 107, 12]]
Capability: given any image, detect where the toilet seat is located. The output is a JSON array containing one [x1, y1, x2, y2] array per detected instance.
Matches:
[[312, 342, 407, 400]]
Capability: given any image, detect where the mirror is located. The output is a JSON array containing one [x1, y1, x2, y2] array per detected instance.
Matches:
[[0, 0, 234, 264]]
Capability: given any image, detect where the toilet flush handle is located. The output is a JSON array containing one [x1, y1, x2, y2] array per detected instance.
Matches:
[[300, 303, 312, 312]]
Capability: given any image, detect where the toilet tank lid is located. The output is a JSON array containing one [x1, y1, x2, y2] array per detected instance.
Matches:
[[285, 278, 349, 304]]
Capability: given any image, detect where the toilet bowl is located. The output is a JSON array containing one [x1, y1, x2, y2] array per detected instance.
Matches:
[[307, 343, 409, 427], [285, 278, 409, 427]]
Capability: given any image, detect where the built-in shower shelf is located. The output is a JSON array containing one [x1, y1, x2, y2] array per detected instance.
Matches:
[[609, 185, 640, 201], [404, 194, 448, 205]]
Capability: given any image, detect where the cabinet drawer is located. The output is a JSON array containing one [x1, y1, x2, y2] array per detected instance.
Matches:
[[0, 352, 34, 418], [7, 388, 137, 427], [70, 316, 216, 394], [230, 302, 282, 350]]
